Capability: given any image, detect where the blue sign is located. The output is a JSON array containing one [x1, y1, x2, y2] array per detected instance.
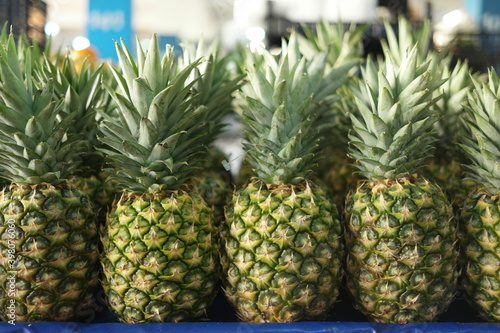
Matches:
[[465, 0, 500, 32], [87, 0, 132, 62]]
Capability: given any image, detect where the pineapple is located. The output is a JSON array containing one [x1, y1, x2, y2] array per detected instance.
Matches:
[[191, 147, 232, 225], [381, 16, 473, 211], [295, 20, 365, 209], [423, 59, 475, 211], [177, 39, 242, 225], [315, 83, 360, 209], [459, 68, 500, 322], [0, 35, 99, 321], [344, 46, 458, 323], [98, 35, 219, 323], [34, 51, 116, 222], [221, 31, 355, 323]]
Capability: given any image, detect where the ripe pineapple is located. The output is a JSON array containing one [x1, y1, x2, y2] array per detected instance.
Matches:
[[98, 35, 219, 323], [345, 46, 458, 323], [295, 20, 365, 209], [459, 69, 500, 322], [0, 35, 99, 321], [222, 32, 353, 322], [177, 39, 242, 225], [191, 147, 232, 225], [423, 59, 475, 211], [381, 16, 473, 211], [35, 52, 116, 221]]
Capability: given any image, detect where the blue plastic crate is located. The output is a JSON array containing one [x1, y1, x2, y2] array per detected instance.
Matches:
[[1, 290, 499, 333]]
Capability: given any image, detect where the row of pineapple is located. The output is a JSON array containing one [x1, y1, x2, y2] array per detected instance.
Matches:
[[0, 16, 498, 325]]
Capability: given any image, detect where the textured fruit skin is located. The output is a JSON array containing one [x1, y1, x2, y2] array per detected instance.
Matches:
[[422, 158, 475, 213], [460, 190, 500, 322], [222, 180, 343, 322], [0, 183, 99, 322], [319, 149, 359, 210], [192, 170, 231, 227], [69, 173, 116, 225], [345, 176, 458, 323], [101, 190, 220, 323]]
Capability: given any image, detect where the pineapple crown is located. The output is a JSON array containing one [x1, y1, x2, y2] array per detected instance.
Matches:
[[37, 53, 104, 141], [177, 39, 243, 145], [382, 16, 433, 66], [296, 21, 365, 149], [433, 59, 473, 158], [460, 69, 500, 195], [348, 45, 444, 180], [239, 31, 356, 184], [0, 34, 83, 184], [35, 52, 108, 173], [382, 16, 472, 160], [298, 19, 365, 71], [98, 34, 212, 193]]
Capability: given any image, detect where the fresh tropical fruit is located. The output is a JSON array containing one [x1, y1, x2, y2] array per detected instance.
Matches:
[[177, 39, 242, 226], [221, 30, 357, 323], [344, 45, 458, 323], [381, 16, 474, 212], [294, 20, 365, 209], [98, 35, 220, 323], [191, 147, 232, 225], [0, 34, 99, 322], [314, 83, 360, 208], [35, 52, 116, 221], [422, 58, 477, 211], [459, 68, 500, 322]]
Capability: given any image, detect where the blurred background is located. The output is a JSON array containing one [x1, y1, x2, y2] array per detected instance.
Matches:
[[1, 0, 499, 72]]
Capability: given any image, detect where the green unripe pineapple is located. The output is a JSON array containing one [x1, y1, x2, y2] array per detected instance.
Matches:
[[459, 68, 500, 322], [0, 185, 98, 321], [35, 47, 117, 222], [0, 34, 99, 322], [224, 180, 341, 322], [222, 30, 356, 322], [345, 45, 458, 323], [102, 190, 218, 322], [98, 35, 220, 323]]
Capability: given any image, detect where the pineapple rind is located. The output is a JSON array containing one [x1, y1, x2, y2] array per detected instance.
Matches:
[[101, 190, 219, 323], [0, 183, 99, 322], [459, 69, 500, 322], [461, 191, 500, 322], [191, 169, 231, 226], [222, 180, 343, 322], [345, 176, 457, 323]]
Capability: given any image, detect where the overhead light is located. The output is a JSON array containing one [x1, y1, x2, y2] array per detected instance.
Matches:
[[72, 36, 91, 51], [44, 21, 60, 37], [245, 26, 265, 42], [442, 9, 463, 28], [245, 26, 266, 54]]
